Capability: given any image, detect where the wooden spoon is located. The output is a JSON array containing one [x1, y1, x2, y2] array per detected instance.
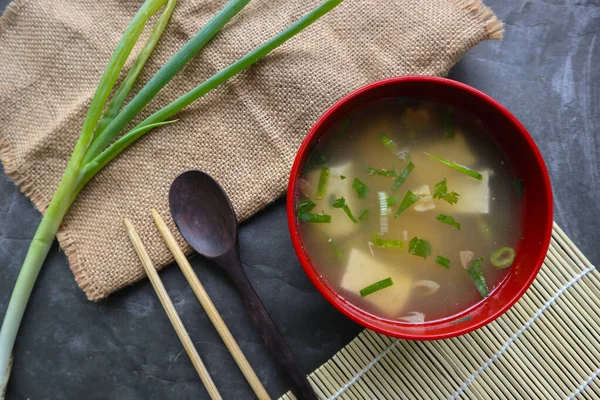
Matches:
[[169, 170, 317, 400]]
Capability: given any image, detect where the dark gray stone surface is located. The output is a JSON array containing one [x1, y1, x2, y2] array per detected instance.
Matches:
[[0, 0, 598, 399]]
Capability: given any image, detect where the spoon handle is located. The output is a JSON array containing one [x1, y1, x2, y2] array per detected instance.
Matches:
[[225, 256, 317, 400]]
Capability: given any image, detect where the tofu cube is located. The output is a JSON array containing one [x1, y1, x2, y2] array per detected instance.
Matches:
[[341, 248, 412, 318]]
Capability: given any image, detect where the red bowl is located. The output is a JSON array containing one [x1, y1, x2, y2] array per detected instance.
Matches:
[[286, 76, 553, 340]]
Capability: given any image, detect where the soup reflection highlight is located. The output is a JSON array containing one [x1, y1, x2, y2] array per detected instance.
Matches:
[[295, 98, 523, 323]]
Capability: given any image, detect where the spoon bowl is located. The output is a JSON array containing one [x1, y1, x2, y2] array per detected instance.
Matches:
[[169, 170, 236, 258]]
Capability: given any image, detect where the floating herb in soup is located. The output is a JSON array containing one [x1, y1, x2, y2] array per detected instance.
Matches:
[[295, 98, 523, 323]]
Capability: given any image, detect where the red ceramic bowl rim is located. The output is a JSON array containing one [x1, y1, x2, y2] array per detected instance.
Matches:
[[286, 76, 553, 340]]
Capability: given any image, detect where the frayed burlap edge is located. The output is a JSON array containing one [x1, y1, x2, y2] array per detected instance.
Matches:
[[0, 0, 503, 302], [451, 0, 504, 40]]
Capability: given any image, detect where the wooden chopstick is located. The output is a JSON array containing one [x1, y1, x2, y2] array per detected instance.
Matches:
[[151, 209, 271, 400], [124, 218, 222, 400]]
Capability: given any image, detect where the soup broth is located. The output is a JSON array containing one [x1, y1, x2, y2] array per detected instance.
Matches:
[[295, 98, 523, 323]]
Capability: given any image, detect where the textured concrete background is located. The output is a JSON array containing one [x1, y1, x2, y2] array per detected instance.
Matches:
[[1, 0, 598, 399]]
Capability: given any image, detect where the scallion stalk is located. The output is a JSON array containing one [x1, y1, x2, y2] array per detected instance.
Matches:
[[0, 0, 343, 394]]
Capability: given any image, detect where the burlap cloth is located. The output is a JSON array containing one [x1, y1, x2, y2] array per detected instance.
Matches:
[[0, 0, 502, 301]]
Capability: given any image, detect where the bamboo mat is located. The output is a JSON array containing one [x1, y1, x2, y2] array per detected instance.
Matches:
[[281, 222, 600, 400]]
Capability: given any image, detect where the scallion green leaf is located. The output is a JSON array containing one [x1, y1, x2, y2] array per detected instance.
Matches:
[[352, 178, 370, 198], [466, 258, 489, 298], [435, 256, 451, 269], [372, 234, 404, 249], [315, 167, 330, 200], [358, 210, 369, 221], [340, 175, 346, 180], [394, 190, 420, 218], [106, 0, 345, 165], [360, 277, 394, 297], [436, 213, 461, 230], [425, 153, 482, 180], [490, 247, 516, 268], [391, 161, 415, 191], [298, 213, 332, 223], [408, 237, 432, 259]]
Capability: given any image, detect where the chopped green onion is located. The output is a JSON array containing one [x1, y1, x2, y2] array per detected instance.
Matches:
[[391, 161, 415, 191], [433, 178, 460, 205], [386, 195, 400, 207], [445, 108, 455, 139], [332, 197, 358, 223], [340, 175, 346, 180], [435, 256, 451, 269], [360, 277, 394, 297], [298, 213, 331, 223], [425, 153, 482, 180], [379, 134, 396, 148], [467, 258, 489, 298], [408, 237, 432, 259], [366, 167, 397, 178], [490, 247, 516, 268], [432, 178, 447, 198], [514, 179, 524, 197], [436, 213, 461, 230], [394, 190, 420, 218], [432, 179, 447, 199], [315, 167, 330, 200], [331, 197, 345, 208], [358, 210, 369, 221], [443, 191, 460, 204], [352, 178, 370, 198], [297, 199, 316, 213], [372, 234, 404, 249]]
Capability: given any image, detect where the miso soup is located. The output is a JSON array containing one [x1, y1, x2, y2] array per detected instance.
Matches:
[[295, 98, 523, 323]]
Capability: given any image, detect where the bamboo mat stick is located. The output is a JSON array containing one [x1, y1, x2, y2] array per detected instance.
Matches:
[[124, 218, 222, 400], [150, 209, 271, 400]]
